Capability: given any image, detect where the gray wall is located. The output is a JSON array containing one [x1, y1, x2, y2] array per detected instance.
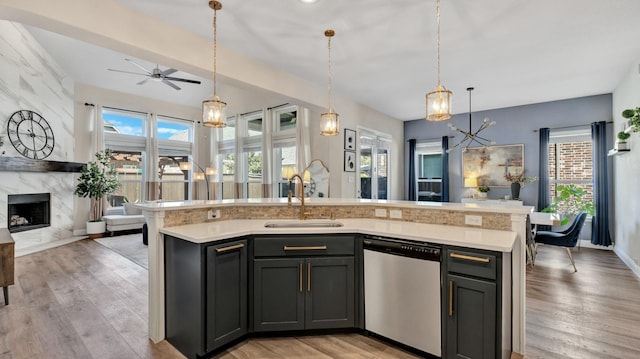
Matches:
[[404, 94, 613, 209]]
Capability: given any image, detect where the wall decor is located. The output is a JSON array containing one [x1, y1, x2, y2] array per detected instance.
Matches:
[[462, 144, 524, 187], [344, 128, 356, 150], [344, 151, 356, 172], [7, 110, 55, 159]]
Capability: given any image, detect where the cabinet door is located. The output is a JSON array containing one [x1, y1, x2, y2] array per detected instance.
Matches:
[[445, 273, 496, 359], [253, 258, 305, 332], [206, 240, 248, 351], [305, 257, 355, 329]]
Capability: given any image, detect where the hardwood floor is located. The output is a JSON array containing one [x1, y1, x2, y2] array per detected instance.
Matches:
[[1, 239, 639, 358], [526, 244, 640, 359]]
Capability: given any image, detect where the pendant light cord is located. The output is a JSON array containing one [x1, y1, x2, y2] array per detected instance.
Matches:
[[327, 35, 332, 112], [436, 0, 441, 88], [213, 6, 218, 98]]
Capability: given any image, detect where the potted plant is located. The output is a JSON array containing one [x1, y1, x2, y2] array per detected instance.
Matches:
[[477, 186, 490, 198], [74, 149, 120, 237], [542, 184, 595, 225], [616, 130, 631, 150], [504, 170, 537, 200], [622, 107, 640, 132]]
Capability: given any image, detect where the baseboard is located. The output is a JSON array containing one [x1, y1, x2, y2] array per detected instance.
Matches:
[[73, 229, 87, 236], [15, 236, 87, 257], [614, 246, 640, 280]]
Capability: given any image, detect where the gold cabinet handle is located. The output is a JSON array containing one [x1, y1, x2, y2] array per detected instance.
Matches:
[[215, 243, 245, 253], [450, 252, 490, 263], [299, 262, 303, 292], [307, 262, 311, 292], [449, 280, 454, 316], [283, 245, 327, 251]]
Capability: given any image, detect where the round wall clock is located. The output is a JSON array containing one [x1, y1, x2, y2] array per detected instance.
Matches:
[[304, 178, 316, 197], [6, 110, 55, 160]]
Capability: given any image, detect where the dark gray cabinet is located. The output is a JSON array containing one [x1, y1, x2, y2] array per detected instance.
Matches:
[[252, 235, 356, 332], [165, 236, 248, 359], [443, 246, 501, 359], [206, 241, 248, 350]]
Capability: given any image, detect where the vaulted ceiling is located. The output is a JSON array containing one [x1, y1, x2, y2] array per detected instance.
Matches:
[[26, 0, 640, 120]]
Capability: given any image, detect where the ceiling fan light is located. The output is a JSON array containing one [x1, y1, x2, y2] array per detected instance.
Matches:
[[320, 110, 339, 136], [202, 96, 227, 128]]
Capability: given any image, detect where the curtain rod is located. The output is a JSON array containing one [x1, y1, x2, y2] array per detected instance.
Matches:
[[407, 135, 454, 142], [533, 121, 613, 132], [267, 103, 290, 110], [102, 105, 150, 116]]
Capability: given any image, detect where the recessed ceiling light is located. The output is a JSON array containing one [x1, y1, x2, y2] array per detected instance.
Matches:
[[298, 0, 319, 4]]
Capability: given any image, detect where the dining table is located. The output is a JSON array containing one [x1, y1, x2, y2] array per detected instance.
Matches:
[[526, 212, 562, 266]]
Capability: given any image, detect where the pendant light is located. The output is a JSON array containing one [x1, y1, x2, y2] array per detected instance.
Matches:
[[426, 0, 452, 122], [447, 87, 496, 152], [202, 0, 227, 128], [320, 29, 339, 136]]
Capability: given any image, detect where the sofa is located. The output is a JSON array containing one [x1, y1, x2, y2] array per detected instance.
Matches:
[[102, 203, 146, 235]]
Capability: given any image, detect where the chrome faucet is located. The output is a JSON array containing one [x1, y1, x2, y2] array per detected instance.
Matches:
[[288, 174, 310, 220]]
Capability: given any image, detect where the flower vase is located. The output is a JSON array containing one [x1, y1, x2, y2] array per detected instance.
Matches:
[[511, 182, 521, 200]]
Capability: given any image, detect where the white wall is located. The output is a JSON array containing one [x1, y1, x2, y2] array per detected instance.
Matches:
[[612, 63, 640, 277], [0, 21, 76, 253]]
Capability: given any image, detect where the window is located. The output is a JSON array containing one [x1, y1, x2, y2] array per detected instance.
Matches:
[[241, 111, 263, 199], [108, 151, 143, 205], [158, 155, 189, 201], [416, 142, 443, 202], [548, 128, 593, 202], [157, 117, 192, 142], [102, 107, 145, 137], [358, 130, 391, 200]]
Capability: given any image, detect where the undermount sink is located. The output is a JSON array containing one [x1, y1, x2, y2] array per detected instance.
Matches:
[[264, 220, 344, 228]]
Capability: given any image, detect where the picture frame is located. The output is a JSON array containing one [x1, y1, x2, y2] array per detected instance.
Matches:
[[344, 129, 356, 150], [344, 151, 356, 172], [462, 144, 524, 187]]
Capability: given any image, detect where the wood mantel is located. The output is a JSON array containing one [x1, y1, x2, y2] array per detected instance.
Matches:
[[0, 156, 84, 173]]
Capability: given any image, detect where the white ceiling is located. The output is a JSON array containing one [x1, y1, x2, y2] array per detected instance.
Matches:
[[26, 0, 640, 120]]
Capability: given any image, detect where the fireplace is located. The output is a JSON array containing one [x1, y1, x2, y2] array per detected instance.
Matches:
[[7, 193, 51, 233]]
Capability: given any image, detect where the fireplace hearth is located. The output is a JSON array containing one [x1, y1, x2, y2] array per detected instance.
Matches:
[[7, 193, 51, 233]]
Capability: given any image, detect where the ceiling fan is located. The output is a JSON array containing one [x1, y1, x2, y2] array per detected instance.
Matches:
[[108, 58, 201, 90]]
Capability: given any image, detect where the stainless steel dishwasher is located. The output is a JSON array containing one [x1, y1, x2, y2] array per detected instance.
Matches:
[[363, 235, 441, 357]]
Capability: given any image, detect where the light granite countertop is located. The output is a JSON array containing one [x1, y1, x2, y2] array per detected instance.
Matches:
[[160, 218, 517, 252]]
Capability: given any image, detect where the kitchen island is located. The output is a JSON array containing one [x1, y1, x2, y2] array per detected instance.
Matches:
[[138, 198, 532, 357]]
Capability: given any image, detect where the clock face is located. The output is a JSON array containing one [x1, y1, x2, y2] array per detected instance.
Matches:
[[7, 110, 55, 159], [304, 178, 316, 197]]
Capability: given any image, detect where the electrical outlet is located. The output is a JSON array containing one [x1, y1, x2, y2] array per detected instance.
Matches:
[[465, 215, 482, 226], [389, 209, 403, 219], [375, 208, 387, 218], [207, 209, 221, 220]]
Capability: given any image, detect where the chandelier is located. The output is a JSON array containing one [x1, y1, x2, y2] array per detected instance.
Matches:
[[447, 87, 496, 153], [320, 29, 339, 136], [202, 0, 227, 128], [426, 0, 452, 122]]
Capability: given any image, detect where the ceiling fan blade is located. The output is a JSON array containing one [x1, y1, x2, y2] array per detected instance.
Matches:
[[162, 79, 181, 90], [108, 68, 149, 76], [137, 78, 150, 85], [125, 58, 151, 74], [164, 76, 201, 84], [161, 68, 178, 76]]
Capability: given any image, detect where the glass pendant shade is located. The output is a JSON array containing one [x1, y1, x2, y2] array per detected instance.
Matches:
[[320, 110, 339, 136], [426, 85, 452, 122], [202, 96, 227, 128]]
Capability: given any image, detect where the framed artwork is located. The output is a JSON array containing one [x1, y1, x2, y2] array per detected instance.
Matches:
[[344, 129, 356, 150], [344, 151, 356, 172], [462, 144, 524, 187]]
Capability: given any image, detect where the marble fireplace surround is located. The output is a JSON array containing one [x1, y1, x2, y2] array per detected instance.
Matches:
[[0, 157, 85, 256]]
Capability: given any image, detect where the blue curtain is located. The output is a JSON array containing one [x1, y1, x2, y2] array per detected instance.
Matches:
[[591, 121, 612, 246], [537, 128, 551, 231], [408, 139, 416, 201], [441, 136, 450, 202]]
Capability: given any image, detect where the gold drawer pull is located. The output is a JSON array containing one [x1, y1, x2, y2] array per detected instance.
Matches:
[[450, 252, 490, 263], [215, 243, 245, 253], [283, 245, 327, 251]]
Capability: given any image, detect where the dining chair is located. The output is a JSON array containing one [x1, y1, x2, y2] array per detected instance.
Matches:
[[533, 212, 587, 272]]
